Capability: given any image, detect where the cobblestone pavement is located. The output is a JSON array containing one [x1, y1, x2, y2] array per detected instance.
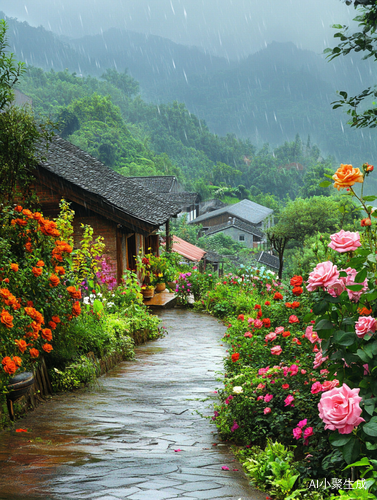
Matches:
[[0, 310, 264, 500]]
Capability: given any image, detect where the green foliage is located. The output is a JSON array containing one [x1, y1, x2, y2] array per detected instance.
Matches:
[[50, 356, 97, 392], [72, 224, 105, 286], [0, 19, 25, 109]]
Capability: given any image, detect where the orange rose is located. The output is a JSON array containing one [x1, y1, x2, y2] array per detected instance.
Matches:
[[12, 356, 22, 367], [25, 242, 32, 253], [41, 328, 53, 341], [22, 209, 33, 218], [15, 339, 28, 353], [3, 360, 17, 375], [292, 286, 303, 296], [10, 263, 19, 272], [0, 288, 11, 299], [1, 309, 14, 328], [2, 356, 12, 366], [32, 267, 43, 277], [285, 302, 292, 308], [72, 301, 81, 317], [358, 306, 373, 316], [332, 163, 364, 190], [290, 275, 303, 287], [52, 315, 61, 323], [27, 301, 34, 307], [15, 205, 23, 212], [67, 286, 82, 299], [42, 343, 53, 353], [33, 212, 43, 222], [291, 301, 300, 309], [49, 274, 60, 287], [29, 348, 39, 359], [36, 260, 45, 267], [14, 218, 27, 227], [282, 331, 291, 338], [55, 266, 65, 276], [48, 321, 57, 330]]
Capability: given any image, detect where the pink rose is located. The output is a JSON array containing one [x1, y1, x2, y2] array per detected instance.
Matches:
[[284, 395, 295, 406], [254, 319, 263, 329], [257, 395, 264, 401], [305, 325, 319, 344], [320, 369, 329, 376], [264, 394, 273, 403], [258, 367, 269, 376], [318, 383, 365, 434], [293, 427, 302, 439], [322, 379, 339, 391], [265, 332, 277, 342], [289, 364, 299, 376], [264, 407, 271, 414], [311, 381, 324, 394], [301, 369, 307, 375], [244, 331, 253, 338], [289, 315, 299, 324], [297, 419, 307, 428], [364, 364, 370, 375], [314, 349, 328, 369], [342, 267, 368, 302], [328, 230, 361, 253], [307, 261, 339, 292], [303, 427, 314, 439], [326, 279, 346, 298], [271, 345, 282, 356], [257, 383, 266, 389], [355, 316, 376, 339], [275, 326, 284, 334], [247, 317, 254, 324]]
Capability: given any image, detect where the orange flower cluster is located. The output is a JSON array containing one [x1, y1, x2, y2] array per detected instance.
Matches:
[[39, 218, 60, 238], [0, 288, 20, 310], [42, 343, 53, 353], [52, 240, 72, 263], [49, 274, 60, 287], [72, 301, 81, 317], [2, 356, 21, 375], [52, 315, 61, 323], [290, 275, 303, 296], [1, 308, 14, 328], [41, 328, 53, 341], [55, 266, 65, 275], [285, 301, 300, 309], [358, 306, 373, 316], [67, 286, 82, 299], [10, 263, 18, 272], [29, 348, 39, 359], [32, 267, 43, 277], [14, 339, 29, 354], [25, 307, 45, 338]]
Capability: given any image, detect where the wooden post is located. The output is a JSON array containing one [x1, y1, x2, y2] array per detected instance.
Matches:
[[166, 220, 171, 252]]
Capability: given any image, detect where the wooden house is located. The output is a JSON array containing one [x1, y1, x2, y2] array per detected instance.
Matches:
[[34, 136, 181, 283]]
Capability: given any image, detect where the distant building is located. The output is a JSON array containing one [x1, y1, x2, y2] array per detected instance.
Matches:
[[189, 199, 274, 248], [253, 251, 280, 273]]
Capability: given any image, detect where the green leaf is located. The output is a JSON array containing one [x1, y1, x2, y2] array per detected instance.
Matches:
[[342, 438, 360, 464], [315, 319, 334, 331], [363, 196, 377, 202], [344, 457, 370, 468], [302, 313, 315, 323], [357, 348, 372, 363], [365, 344, 376, 359], [368, 254, 376, 264], [319, 180, 332, 188], [366, 442, 377, 451], [355, 269, 368, 283], [313, 300, 328, 315], [339, 271, 348, 277], [346, 284, 364, 291], [365, 290, 377, 301], [92, 299, 104, 313], [329, 433, 353, 447], [333, 330, 356, 347], [363, 417, 377, 437]]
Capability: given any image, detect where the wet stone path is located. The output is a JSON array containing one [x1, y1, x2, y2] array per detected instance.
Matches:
[[0, 310, 264, 500]]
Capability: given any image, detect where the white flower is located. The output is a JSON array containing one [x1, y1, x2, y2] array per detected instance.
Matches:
[[107, 302, 115, 308], [233, 386, 243, 394], [83, 297, 90, 305]]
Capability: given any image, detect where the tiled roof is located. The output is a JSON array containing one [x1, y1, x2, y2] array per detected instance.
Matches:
[[205, 218, 264, 239], [190, 199, 273, 225], [38, 136, 180, 226], [171, 235, 206, 262], [127, 175, 177, 193], [255, 251, 280, 270], [164, 192, 199, 210]]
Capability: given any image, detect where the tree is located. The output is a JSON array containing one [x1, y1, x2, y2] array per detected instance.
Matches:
[[101, 68, 140, 98], [266, 196, 356, 279], [326, 2, 377, 128], [0, 19, 25, 110], [0, 105, 55, 204]]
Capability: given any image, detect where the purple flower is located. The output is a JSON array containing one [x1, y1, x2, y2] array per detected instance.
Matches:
[[230, 420, 239, 432]]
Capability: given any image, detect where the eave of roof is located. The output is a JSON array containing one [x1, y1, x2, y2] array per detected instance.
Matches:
[[37, 136, 180, 230], [190, 199, 273, 225]]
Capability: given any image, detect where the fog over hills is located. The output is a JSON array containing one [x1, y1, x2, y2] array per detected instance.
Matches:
[[2, 11, 377, 165]]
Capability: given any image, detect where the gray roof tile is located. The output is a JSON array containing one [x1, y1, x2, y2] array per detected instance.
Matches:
[[191, 199, 273, 225]]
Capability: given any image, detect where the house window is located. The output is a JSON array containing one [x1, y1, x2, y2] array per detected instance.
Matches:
[[239, 234, 245, 242]]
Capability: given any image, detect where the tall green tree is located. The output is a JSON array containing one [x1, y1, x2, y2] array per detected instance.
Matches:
[[0, 19, 25, 109]]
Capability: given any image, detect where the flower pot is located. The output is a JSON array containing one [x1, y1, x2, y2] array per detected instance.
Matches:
[[7, 371, 35, 402], [155, 283, 166, 293], [141, 288, 154, 299]]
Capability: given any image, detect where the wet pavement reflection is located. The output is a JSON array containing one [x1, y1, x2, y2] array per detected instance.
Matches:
[[0, 310, 263, 500]]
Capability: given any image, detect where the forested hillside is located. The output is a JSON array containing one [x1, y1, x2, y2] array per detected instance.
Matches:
[[3, 11, 377, 169], [20, 66, 338, 204]]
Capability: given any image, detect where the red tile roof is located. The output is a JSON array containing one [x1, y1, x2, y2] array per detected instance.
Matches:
[[171, 236, 206, 262]]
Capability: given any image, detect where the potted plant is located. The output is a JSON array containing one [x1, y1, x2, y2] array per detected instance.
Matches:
[[140, 284, 155, 299]]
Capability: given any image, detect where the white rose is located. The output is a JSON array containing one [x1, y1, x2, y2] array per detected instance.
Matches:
[[233, 386, 243, 394]]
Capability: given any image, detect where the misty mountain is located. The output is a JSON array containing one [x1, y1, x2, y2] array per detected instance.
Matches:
[[2, 11, 377, 165]]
